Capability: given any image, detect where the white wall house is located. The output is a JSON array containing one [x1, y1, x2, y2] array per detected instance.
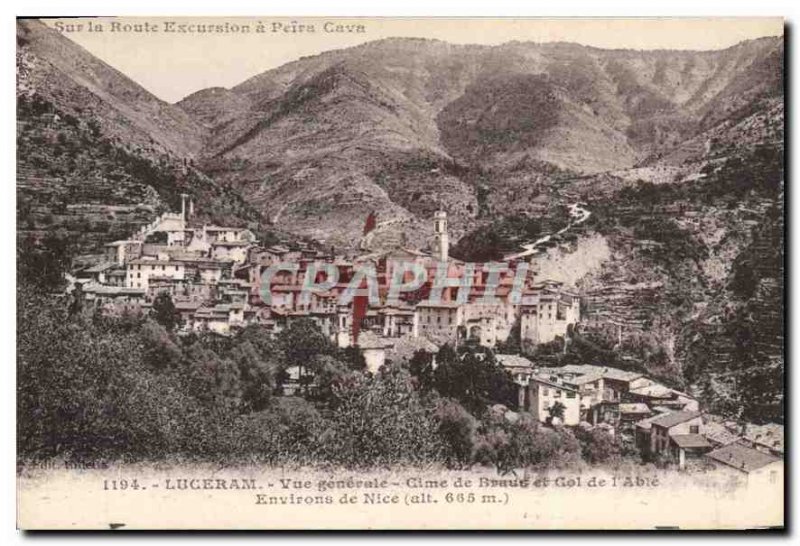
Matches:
[[524, 376, 581, 426], [126, 259, 186, 290]]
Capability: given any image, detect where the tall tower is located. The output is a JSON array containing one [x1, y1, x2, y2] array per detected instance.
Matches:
[[180, 193, 188, 222], [434, 210, 449, 262]]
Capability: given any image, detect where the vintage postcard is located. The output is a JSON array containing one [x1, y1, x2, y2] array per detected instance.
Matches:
[[16, 16, 784, 530]]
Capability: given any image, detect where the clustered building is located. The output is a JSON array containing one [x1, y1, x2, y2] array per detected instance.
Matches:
[[495, 355, 784, 479], [73, 201, 581, 370], [72, 199, 783, 478], [75, 196, 257, 335]]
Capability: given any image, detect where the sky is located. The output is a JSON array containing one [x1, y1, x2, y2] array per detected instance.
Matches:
[[43, 17, 783, 103]]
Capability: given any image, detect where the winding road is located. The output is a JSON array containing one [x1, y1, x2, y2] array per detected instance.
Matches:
[[504, 203, 591, 261]]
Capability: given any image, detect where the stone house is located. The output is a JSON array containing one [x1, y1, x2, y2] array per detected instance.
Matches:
[[649, 410, 705, 465], [705, 443, 783, 488], [523, 375, 581, 426]]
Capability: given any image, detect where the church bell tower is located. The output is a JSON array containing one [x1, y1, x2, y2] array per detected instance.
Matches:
[[434, 210, 449, 262]]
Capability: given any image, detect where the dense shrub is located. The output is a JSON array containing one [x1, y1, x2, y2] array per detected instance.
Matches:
[[431, 345, 519, 415], [575, 428, 622, 465], [17, 286, 210, 461], [435, 398, 477, 468], [218, 398, 325, 465], [473, 411, 581, 474], [317, 366, 445, 467], [18, 284, 644, 470], [450, 214, 545, 262]]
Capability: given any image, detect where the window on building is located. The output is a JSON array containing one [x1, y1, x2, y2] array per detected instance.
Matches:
[[566, 391, 576, 399], [542, 388, 549, 396], [689, 425, 699, 434], [554, 390, 562, 398]]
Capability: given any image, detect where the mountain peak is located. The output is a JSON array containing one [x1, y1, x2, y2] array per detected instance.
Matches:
[[17, 18, 207, 158]]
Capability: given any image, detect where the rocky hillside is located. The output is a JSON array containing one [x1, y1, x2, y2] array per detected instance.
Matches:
[[16, 19, 265, 262], [175, 35, 782, 248], [17, 19, 206, 158], [17, 20, 783, 253], [16, 21, 784, 420], [577, 144, 783, 423]]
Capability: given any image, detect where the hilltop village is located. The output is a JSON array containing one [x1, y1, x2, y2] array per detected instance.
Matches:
[[68, 197, 783, 477], [71, 196, 580, 363]]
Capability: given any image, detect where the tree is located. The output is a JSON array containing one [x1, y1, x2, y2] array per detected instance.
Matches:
[[277, 319, 332, 396], [310, 355, 356, 408], [17, 231, 72, 291], [408, 349, 435, 391], [435, 398, 477, 467], [473, 412, 581, 474], [433, 345, 518, 416], [17, 286, 211, 461], [228, 326, 281, 410], [184, 342, 242, 411], [235, 324, 279, 362], [68, 282, 85, 317], [318, 366, 444, 467], [548, 401, 566, 423], [338, 345, 367, 372], [152, 292, 180, 331], [230, 340, 277, 412], [141, 320, 183, 370], [576, 427, 623, 465]]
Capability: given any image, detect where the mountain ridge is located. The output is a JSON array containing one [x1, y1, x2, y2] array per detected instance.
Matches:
[[19, 19, 207, 158], [16, 19, 266, 262], [17, 21, 784, 421], [17, 20, 783, 252], [173, 33, 782, 247]]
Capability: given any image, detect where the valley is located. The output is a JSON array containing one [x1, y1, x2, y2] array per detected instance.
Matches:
[[16, 19, 784, 425]]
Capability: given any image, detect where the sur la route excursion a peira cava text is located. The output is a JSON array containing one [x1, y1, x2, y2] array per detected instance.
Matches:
[[53, 20, 367, 35]]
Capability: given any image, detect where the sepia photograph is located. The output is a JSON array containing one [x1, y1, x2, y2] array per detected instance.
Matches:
[[14, 14, 785, 530]]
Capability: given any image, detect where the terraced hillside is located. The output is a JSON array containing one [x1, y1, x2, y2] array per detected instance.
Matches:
[[17, 19, 264, 263], [16, 20, 784, 421]]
